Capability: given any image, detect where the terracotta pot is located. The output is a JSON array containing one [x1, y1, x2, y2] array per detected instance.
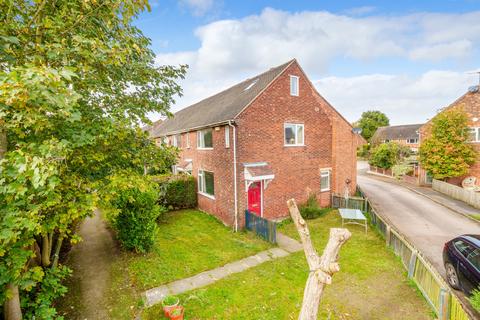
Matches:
[[169, 305, 184, 320], [162, 297, 179, 317]]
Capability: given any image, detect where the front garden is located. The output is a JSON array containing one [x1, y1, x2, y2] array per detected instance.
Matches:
[[140, 210, 432, 319]]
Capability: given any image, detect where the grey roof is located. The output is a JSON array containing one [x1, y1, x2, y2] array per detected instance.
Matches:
[[371, 124, 423, 142], [151, 60, 295, 137]]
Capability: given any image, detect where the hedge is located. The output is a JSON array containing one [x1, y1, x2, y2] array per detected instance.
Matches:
[[154, 174, 197, 210]]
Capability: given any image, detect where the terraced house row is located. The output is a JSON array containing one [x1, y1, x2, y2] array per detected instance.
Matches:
[[148, 59, 364, 229]]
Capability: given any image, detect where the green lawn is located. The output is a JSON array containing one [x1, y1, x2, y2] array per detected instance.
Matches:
[[106, 209, 273, 319], [143, 210, 433, 320]]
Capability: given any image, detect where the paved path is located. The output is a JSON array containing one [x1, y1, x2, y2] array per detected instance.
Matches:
[[358, 173, 480, 275], [63, 210, 116, 319], [144, 233, 303, 307]]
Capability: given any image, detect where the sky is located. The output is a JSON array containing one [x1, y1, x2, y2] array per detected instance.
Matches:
[[138, 0, 480, 125]]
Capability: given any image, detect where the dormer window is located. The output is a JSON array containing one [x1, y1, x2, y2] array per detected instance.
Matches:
[[290, 75, 299, 96]]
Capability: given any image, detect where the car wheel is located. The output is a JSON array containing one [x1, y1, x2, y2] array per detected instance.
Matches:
[[445, 262, 461, 290]]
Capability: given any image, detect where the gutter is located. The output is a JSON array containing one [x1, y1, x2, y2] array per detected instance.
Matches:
[[229, 120, 239, 232]]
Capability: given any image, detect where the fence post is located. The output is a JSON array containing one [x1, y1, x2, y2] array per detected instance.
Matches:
[[438, 288, 449, 320], [385, 225, 391, 246], [408, 251, 417, 278]]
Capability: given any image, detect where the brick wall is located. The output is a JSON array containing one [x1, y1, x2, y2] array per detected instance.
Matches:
[[174, 127, 236, 226]]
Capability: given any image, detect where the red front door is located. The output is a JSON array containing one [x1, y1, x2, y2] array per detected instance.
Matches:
[[248, 182, 262, 216]]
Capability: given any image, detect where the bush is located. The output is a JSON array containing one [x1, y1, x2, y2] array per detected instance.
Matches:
[[369, 142, 411, 169], [155, 174, 197, 210], [106, 174, 165, 253], [470, 288, 480, 312], [299, 194, 330, 220]]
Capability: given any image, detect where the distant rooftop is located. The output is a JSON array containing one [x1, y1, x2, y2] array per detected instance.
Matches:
[[371, 124, 423, 143]]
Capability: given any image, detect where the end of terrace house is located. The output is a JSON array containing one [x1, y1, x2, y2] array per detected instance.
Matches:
[[149, 59, 365, 230]]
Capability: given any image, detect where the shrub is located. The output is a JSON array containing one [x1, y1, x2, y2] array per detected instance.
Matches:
[[369, 142, 411, 169], [470, 288, 480, 312], [155, 174, 197, 210], [299, 194, 330, 220], [106, 174, 165, 253]]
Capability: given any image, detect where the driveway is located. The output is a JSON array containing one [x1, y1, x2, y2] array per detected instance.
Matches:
[[357, 173, 480, 276]]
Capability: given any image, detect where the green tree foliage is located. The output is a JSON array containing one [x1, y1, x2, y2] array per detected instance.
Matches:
[[419, 108, 476, 180], [357, 110, 390, 141], [369, 142, 411, 169], [0, 1, 185, 318]]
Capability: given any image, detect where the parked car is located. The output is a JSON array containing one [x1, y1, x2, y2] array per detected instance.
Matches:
[[443, 235, 480, 294]]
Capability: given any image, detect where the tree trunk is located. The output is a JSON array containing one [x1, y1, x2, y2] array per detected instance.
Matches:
[[287, 199, 351, 320], [41, 234, 51, 267], [1, 125, 23, 320], [4, 284, 22, 320], [52, 235, 64, 268]]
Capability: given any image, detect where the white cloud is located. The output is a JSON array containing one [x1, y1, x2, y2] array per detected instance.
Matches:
[[151, 8, 480, 123], [343, 6, 377, 16], [179, 0, 215, 16], [315, 71, 474, 125]]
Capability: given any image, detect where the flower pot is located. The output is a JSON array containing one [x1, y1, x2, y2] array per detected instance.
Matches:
[[169, 306, 184, 320], [162, 296, 179, 317]]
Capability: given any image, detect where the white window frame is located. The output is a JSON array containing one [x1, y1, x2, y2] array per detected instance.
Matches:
[[320, 169, 331, 192], [469, 127, 480, 143], [186, 132, 190, 148], [172, 134, 181, 148], [197, 129, 213, 149], [225, 126, 230, 148], [406, 138, 418, 144], [290, 75, 299, 96], [198, 169, 215, 199], [284, 123, 305, 147]]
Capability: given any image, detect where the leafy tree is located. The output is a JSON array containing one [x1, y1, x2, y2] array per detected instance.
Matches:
[[419, 108, 476, 180], [0, 1, 185, 318], [357, 110, 390, 141], [369, 142, 411, 169]]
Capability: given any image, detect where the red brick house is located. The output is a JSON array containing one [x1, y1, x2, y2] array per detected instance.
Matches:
[[418, 85, 480, 185], [150, 59, 363, 230]]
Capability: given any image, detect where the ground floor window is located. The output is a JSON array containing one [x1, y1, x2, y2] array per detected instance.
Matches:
[[198, 169, 215, 197], [320, 169, 331, 191]]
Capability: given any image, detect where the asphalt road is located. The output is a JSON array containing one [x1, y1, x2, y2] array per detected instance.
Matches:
[[357, 173, 480, 276]]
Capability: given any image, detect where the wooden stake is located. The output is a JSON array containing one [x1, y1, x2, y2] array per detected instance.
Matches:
[[287, 199, 351, 320]]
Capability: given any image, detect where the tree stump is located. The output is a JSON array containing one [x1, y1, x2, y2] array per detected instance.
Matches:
[[287, 199, 351, 320]]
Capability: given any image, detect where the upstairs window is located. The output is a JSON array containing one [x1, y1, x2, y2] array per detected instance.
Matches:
[[186, 132, 190, 148], [290, 75, 299, 96], [198, 169, 215, 198], [225, 126, 230, 148], [173, 134, 181, 148], [284, 123, 304, 146], [320, 169, 331, 192], [197, 128, 213, 149], [469, 127, 480, 142], [406, 138, 418, 144]]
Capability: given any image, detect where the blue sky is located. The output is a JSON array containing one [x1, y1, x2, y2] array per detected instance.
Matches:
[[138, 0, 480, 124]]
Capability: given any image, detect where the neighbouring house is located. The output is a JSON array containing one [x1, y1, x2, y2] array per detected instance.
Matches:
[[418, 85, 480, 186], [370, 124, 423, 152], [149, 59, 364, 229]]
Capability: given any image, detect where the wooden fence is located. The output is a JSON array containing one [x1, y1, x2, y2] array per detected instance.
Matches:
[[245, 210, 277, 244], [344, 190, 473, 320], [331, 194, 367, 211], [433, 179, 480, 209]]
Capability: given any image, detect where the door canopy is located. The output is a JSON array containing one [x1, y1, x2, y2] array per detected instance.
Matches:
[[244, 162, 275, 191]]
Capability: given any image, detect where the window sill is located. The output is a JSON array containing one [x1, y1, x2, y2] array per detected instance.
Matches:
[[284, 144, 305, 147], [320, 188, 331, 192], [197, 147, 214, 150], [198, 192, 215, 200]]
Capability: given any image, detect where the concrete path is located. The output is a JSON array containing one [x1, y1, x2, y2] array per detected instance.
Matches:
[[63, 210, 117, 319], [358, 173, 480, 275], [144, 232, 302, 307]]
